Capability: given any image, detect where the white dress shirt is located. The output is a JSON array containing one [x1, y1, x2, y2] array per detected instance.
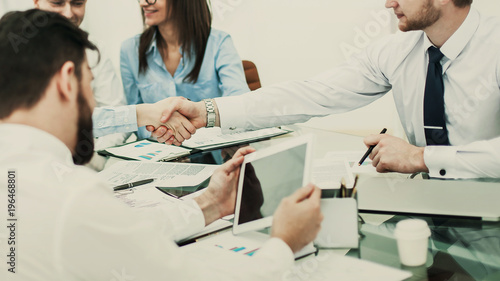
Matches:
[[216, 8, 500, 179], [0, 124, 294, 280]]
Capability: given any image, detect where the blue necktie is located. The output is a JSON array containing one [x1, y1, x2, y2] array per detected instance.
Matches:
[[424, 46, 450, 145]]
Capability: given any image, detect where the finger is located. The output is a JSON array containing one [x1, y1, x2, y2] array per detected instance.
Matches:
[[372, 152, 381, 168], [369, 144, 380, 161], [308, 185, 322, 203], [289, 184, 315, 203], [220, 155, 245, 174], [363, 134, 383, 147], [176, 127, 191, 141], [151, 126, 167, 138], [182, 119, 197, 135], [157, 130, 174, 144], [160, 98, 183, 123], [146, 125, 155, 132], [165, 136, 175, 145], [232, 147, 256, 159], [173, 132, 185, 145]]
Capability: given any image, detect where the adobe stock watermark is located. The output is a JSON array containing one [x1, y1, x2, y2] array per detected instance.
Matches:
[[447, 75, 496, 125], [8, 12, 57, 54], [110, 267, 136, 281], [340, 9, 393, 61], [211, 0, 244, 21], [281, 235, 338, 281]]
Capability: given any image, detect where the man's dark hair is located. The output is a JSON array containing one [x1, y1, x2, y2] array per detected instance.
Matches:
[[0, 9, 98, 119], [452, 0, 473, 8]]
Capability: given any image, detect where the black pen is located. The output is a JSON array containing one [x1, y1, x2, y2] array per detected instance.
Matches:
[[358, 128, 387, 166], [113, 178, 155, 191]]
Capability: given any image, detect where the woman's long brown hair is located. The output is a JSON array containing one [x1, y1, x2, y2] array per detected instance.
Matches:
[[138, 0, 212, 83]]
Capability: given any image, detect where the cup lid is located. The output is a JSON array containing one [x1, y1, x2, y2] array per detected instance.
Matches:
[[394, 219, 431, 239]]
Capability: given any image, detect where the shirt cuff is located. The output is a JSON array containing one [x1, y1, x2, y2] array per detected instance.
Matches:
[[93, 105, 138, 137], [424, 146, 459, 178], [254, 237, 294, 271], [214, 96, 247, 133], [166, 199, 206, 241]]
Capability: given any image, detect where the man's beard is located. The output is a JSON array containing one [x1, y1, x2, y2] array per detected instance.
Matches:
[[401, 0, 441, 32], [72, 86, 95, 165]]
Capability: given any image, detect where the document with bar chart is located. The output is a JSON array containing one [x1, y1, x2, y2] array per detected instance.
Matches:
[[98, 139, 192, 162], [182, 231, 267, 258]]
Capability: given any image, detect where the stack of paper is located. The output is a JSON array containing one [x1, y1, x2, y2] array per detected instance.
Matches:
[[98, 140, 192, 162], [97, 161, 232, 241], [182, 127, 291, 150]]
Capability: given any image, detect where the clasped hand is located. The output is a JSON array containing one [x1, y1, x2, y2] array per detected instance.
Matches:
[[137, 97, 201, 145]]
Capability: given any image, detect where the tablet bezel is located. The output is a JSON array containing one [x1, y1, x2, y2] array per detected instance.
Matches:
[[232, 134, 314, 235]]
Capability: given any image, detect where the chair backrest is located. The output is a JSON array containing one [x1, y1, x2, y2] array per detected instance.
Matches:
[[242, 60, 262, 91]]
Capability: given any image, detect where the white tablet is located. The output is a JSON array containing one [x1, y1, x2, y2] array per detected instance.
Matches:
[[233, 135, 314, 235]]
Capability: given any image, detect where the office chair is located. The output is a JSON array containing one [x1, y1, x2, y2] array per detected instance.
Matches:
[[242, 60, 262, 91]]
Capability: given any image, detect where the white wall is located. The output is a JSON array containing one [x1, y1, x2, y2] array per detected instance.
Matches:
[[2, 0, 499, 136], [211, 0, 401, 136], [210, 0, 500, 136]]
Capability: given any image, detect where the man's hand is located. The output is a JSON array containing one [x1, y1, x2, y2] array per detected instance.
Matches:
[[159, 99, 217, 129], [364, 134, 429, 173], [137, 97, 197, 145], [271, 184, 323, 253], [146, 111, 196, 145], [194, 146, 256, 226]]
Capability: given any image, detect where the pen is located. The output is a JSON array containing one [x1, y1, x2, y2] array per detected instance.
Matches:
[[113, 178, 155, 191], [358, 128, 387, 166], [340, 177, 347, 198]]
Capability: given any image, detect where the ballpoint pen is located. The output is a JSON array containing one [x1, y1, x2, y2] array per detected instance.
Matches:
[[340, 177, 347, 198], [113, 178, 155, 191], [358, 128, 387, 166]]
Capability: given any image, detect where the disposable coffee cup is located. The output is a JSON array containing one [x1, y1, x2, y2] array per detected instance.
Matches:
[[394, 219, 431, 266]]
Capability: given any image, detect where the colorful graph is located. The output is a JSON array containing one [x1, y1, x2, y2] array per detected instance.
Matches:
[[215, 245, 259, 256], [135, 142, 152, 148], [138, 150, 162, 160]]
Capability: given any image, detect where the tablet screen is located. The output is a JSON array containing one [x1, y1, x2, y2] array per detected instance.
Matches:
[[237, 143, 307, 226]]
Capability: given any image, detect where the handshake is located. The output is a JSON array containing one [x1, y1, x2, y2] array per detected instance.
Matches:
[[136, 97, 215, 145]]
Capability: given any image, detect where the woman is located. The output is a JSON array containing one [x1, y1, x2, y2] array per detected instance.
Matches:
[[121, 0, 250, 139]]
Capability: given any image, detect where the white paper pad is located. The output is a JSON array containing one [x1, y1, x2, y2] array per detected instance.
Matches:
[[312, 158, 354, 189], [182, 127, 290, 149]]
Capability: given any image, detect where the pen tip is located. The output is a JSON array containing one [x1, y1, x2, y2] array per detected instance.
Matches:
[[357, 163, 361, 166]]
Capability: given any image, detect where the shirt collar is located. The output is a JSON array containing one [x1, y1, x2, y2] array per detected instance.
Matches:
[[0, 124, 74, 164], [146, 31, 185, 55], [423, 8, 479, 61], [146, 33, 158, 55]]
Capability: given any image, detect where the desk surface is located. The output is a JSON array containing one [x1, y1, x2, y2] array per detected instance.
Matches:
[[103, 125, 500, 281]]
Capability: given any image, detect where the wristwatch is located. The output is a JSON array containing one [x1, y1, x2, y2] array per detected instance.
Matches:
[[203, 99, 216, 128]]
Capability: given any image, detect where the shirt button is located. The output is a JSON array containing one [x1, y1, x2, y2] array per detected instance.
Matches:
[[126, 126, 130, 130], [98, 122, 103, 127], [439, 169, 446, 176]]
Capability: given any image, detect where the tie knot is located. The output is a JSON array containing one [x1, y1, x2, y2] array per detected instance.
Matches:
[[428, 46, 444, 63]]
